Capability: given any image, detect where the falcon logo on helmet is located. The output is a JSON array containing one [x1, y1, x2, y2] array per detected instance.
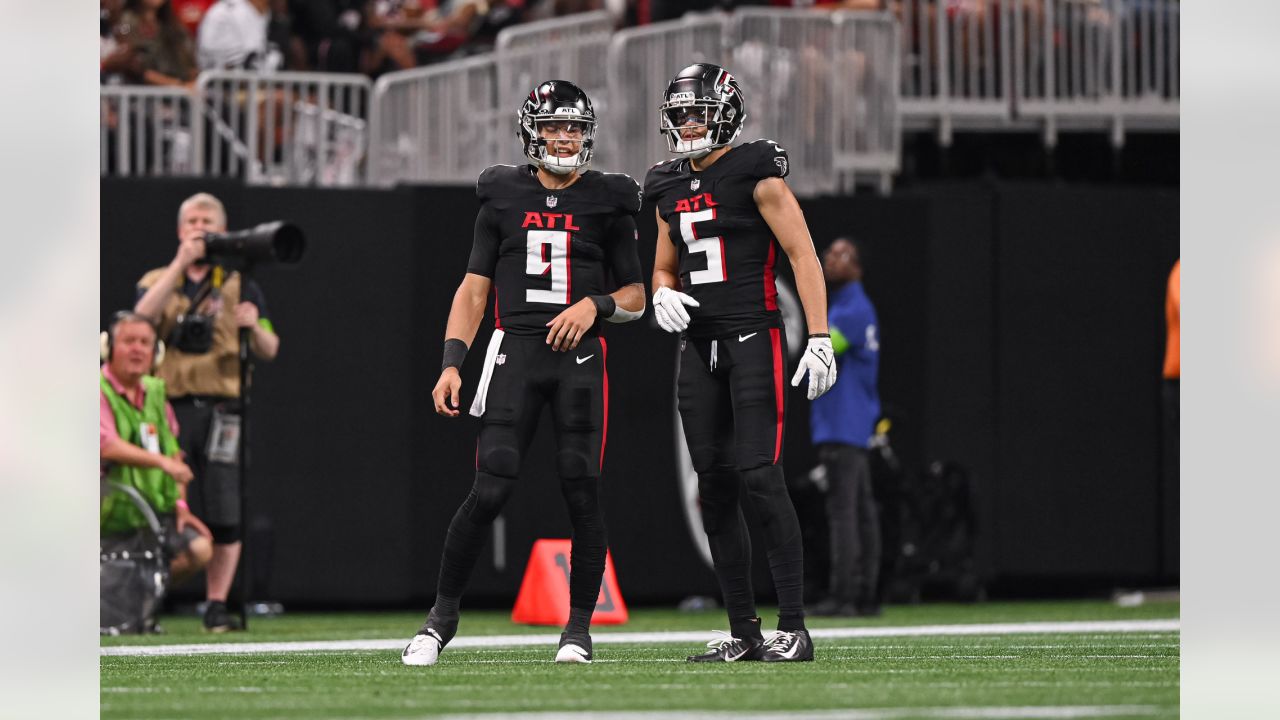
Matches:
[[517, 80, 597, 175], [658, 63, 747, 159]]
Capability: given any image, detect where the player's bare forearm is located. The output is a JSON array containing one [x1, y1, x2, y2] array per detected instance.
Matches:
[[444, 273, 491, 347], [790, 253, 829, 335], [611, 282, 647, 317], [755, 177, 828, 334], [652, 209, 682, 291]]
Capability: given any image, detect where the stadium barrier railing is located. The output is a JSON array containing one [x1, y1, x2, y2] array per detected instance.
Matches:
[[1011, 0, 1179, 147], [897, 0, 1013, 145], [100, 84, 198, 178], [600, 12, 730, 184], [100, 5, 1178, 189], [195, 70, 371, 186], [495, 10, 614, 126], [368, 55, 502, 187]]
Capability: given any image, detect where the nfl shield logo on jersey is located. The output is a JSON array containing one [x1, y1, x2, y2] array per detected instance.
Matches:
[[690, 179, 700, 191], [545, 195, 558, 209], [496, 354, 507, 365]]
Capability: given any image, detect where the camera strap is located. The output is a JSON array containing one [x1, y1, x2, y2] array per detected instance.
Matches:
[[186, 272, 221, 313]]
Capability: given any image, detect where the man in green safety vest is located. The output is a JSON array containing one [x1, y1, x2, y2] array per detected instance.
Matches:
[[100, 311, 212, 584]]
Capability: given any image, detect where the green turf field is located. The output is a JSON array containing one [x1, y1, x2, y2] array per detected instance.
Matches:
[[100, 600, 1179, 719]]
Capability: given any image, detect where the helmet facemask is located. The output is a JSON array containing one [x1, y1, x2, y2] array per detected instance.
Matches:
[[521, 112, 596, 175], [660, 87, 742, 156]]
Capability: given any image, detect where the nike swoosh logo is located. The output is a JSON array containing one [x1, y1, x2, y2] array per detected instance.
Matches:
[[738, 333, 757, 342], [576, 355, 595, 364], [725, 645, 751, 661]]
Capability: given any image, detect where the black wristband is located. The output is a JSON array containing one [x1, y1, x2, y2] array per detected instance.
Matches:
[[588, 295, 616, 319], [808, 332, 831, 339], [442, 338, 468, 371]]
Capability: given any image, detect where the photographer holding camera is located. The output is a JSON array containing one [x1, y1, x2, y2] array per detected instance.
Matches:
[[134, 192, 280, 632]]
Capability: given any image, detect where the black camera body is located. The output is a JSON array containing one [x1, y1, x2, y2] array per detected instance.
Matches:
[[169, 313, 215, 354]]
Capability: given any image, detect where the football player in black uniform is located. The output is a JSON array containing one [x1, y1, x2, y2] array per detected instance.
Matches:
[[402, 80, 645, 666], [645, 63, 837, 663]]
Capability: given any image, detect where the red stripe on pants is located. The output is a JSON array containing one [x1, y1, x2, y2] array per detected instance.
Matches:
[[770, 328, 784, 464], [599, 337, 609, 471]]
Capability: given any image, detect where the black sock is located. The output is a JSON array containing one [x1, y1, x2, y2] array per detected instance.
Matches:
[[741, 464, 806, 631], [731, 616, 764, 643], [434, 472, 514, 613], [566, 606, 593, 636], [697, 471, 759, 629], [561, 476, 607, 622]]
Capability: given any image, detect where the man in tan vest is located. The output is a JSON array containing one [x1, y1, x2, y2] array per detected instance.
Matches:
[[135, 192, 280, 632]]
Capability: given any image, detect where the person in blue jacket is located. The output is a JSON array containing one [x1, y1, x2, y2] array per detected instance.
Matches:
[[809, 237, 882, 617]]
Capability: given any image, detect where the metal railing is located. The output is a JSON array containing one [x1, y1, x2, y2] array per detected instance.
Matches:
[[898, 0, 1013, 144], [102, 5, 1178, 190], [495, 11, 614, 121], [100, 85, 197, 177], [196, 71, 371, 186], [602, 13, 729, 182], [726, 8, 900, 195], [367, 55, 502, 186], [1012, 0, 1179, 146], [834, 11, 901, 194]]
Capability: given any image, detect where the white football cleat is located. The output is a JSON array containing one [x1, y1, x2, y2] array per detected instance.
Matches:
[[554, 632, 593, 663], [401, 629, 445, 666]]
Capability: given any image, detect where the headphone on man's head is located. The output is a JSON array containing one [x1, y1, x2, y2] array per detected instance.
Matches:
[[100, 311, 165, 368]]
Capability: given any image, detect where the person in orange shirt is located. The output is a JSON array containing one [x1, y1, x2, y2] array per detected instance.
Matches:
[[1164, 260, 1179, 381], [1162, 260, 1179, 556]]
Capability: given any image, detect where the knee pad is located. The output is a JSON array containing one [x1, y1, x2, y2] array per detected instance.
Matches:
[[478, 444, 521, 478], [740, 464, 787, 501], [207, 523, 241, 544], [697, 471, 741, 535], [555, 448, 596, 482], [689, 446, 731, 476], [461, 472, 515, 524]]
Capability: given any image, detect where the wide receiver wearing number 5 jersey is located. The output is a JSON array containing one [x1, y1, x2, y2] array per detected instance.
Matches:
[[645, 63, 837, 663], [402, 80, 646, 667]]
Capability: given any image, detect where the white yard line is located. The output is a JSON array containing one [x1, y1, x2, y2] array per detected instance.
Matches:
[[101, 618, 1178, 657], [423, 709, 1165, 720]]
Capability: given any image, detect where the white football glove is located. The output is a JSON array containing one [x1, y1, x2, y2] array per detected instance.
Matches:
[[791, 335, 838, 400], [652, 286, 700, 333]]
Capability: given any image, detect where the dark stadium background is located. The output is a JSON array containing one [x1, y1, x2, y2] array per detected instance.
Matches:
[[101, 142, 1178, 608]]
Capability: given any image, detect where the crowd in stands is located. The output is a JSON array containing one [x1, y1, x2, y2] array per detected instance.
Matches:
[[101, 0, 894, 85]]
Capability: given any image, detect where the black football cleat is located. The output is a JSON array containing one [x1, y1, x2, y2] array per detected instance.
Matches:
[[687, 631, 766, 662], [760, 629, 815, 662]]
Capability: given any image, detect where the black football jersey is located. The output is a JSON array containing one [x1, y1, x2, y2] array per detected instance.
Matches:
[[467, 164, 644, 337], [644, 139, 790, 339]]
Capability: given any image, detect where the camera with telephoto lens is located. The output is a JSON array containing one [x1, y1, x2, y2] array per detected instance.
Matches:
[[169, 313, 215, 354], [199, 221, 306, 265]]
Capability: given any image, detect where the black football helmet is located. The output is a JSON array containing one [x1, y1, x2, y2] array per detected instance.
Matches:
[[659, 63, 746, 158], [517, 80, 597, 175]]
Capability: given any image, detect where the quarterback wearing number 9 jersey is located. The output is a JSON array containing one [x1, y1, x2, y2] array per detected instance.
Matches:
[[645, 63, 837, 664], [402, 80, 646, 668]]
